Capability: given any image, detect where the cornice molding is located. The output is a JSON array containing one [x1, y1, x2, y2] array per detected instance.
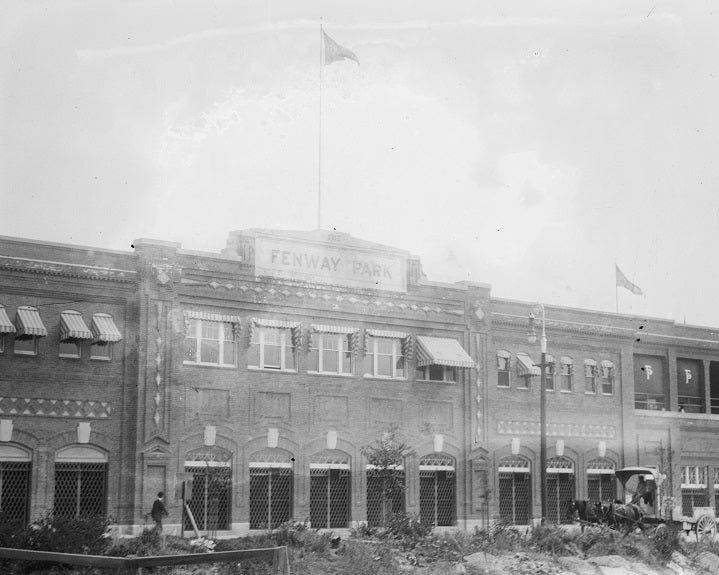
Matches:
[[179, 277, 467, 320], [491, 312, 634, 339], [0, 255, 137, 284]]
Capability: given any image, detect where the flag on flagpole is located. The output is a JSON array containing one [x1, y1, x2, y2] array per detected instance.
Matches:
[[323, 30, 360, 65], [616, 265, 643, 295]]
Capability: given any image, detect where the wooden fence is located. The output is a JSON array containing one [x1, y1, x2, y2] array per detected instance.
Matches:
[[0, 545, 289, 574]]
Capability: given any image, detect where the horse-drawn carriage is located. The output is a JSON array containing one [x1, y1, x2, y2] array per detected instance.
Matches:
[[570, 466, 718, 540]]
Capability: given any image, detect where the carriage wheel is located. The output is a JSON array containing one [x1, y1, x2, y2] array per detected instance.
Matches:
[[695, 515, 717, 541]]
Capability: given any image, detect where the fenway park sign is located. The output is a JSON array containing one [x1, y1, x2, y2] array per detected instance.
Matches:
[[254, 237, 407, 292]]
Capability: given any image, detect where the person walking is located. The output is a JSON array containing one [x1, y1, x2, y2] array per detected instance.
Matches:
[[151, 491, 169, 532]]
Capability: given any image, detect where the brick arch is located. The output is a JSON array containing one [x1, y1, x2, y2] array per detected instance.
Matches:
[[45, 428, 115, 454], [303, 434, 358, 459], [415, 438, 460, 461], [245, 434, 299, 457]]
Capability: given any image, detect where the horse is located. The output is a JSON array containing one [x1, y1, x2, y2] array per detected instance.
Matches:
[[600, 501, 644, 532], [566, 499, 602, 530]]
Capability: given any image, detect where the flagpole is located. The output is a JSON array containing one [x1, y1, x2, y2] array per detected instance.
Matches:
[[317, 18, 323, 230], [615, 261, 619, 313]]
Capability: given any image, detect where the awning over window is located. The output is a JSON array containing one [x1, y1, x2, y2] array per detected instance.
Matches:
[[60, 311, 93, 341], [16, 306, 47, 338], [0, 305, 16, 334], [310, 324, 356, 334], [516, 353, 541, 376], [366, 329, 408, 339], [252, 318, 301, 329], [91, 313, 123, 343], [415, 336, 475, 369], [184, 310, 241, 324]]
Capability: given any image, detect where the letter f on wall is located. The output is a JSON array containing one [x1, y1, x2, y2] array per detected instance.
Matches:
[[644, 365, 653, 380]]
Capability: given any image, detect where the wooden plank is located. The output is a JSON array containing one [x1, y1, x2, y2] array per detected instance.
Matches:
[[130, 548, 278, 568], [0, 547, 127, 568]]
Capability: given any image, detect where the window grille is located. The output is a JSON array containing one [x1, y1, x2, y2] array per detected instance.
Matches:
[[366, 468, 405, 527], [714, 468, 719, 516], [498, 456, 531, 525], [546, 457, 574, 524], [184, 464, 231, 531], [54, 463, 107, 519], [249, 467, 293, 529], [310, 468, 351, 528], [0, 461, 31, 523], [681, 465, 708, 516], [419, 455, 455, 527], [587, 459, 616, 504]]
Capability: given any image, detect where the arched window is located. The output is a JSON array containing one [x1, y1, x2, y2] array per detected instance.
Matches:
[[54, 446, 107, 519], [0, 444, 31, 523], [249, 448, 294, 529], [546, 456, 575, 524], [498, 455, 531, 525], [419, 454, 456, 527], [184, 446, 232, 531], [587, 458, 616, 503], [309, 450, 351, 528]]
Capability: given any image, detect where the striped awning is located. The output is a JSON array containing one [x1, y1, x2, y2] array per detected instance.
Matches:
[[252, 318, 301, 329], [310, 324, 356, 334], [91, 313, 123, 343], [184, 310, 241, 324], [60, 311, 92, 341], [415, 336, 475, 369], [16, 306, 47, 337], [516, 353, 540, 376], [0, 305, 16, 334], [366, 329, 408, 339]]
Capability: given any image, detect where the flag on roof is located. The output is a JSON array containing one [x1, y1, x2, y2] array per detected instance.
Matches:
[[616, 265, 643, 295], [323, 30, 359, 65]]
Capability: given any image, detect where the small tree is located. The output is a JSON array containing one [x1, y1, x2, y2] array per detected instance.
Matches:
[[361, 426, 415, 528]]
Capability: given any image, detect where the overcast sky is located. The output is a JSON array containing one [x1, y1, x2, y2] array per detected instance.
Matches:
[[2, 1, 718, 327]]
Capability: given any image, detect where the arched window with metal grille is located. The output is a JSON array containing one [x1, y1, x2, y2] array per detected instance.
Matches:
[[546, 456, 575, 524], [309, 450, 351, 528], [498, 455, 531, 525], [419, 454, 456, 527], [0, 444, 31, 524], [184, 446, 232, 532], [249, 448, 294, 529], [54, 446, 107, 519], [587, 458, 616, 504]]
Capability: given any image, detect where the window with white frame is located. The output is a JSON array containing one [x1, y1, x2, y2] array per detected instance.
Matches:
[[560, 357, 573, 392], [601, 360, 615, 395], [248, 325, 297, 371], [308, 328, 355, 375], [497, 351, 511, 388], [184, 318, 237, 366], [584, 359, 597, 393], [364, 335, 407, 379]]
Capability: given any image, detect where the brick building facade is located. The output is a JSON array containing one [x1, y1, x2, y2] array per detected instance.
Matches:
[[2, 229, 719, 534]]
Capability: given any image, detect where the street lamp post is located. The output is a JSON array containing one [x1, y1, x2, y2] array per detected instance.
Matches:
[[528, 305, 548, 524]]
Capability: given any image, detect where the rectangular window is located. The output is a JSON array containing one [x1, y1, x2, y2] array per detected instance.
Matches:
[[416, 365, 457, 382], [497, 355, 511, 388], [585, 362, 597, 394], [308, 333, 353, 375], [0, 334, 4, 353], [419, 469, 456, 526], [0, 461, 31, 523], [59, 341, 81, 358], [560, 360, 573, 392], [184, 319, 236, 367], [601, 363, 614, 395], [249, 467, 293, 529], [14, 336, 38, 356], [309, 468, 351, 528], [364, 336, 406, 379], [248, 327, 296, 371], [90, 342, 112, 360], [366, 468, 405, 527], [545, 361, 555, 391]]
